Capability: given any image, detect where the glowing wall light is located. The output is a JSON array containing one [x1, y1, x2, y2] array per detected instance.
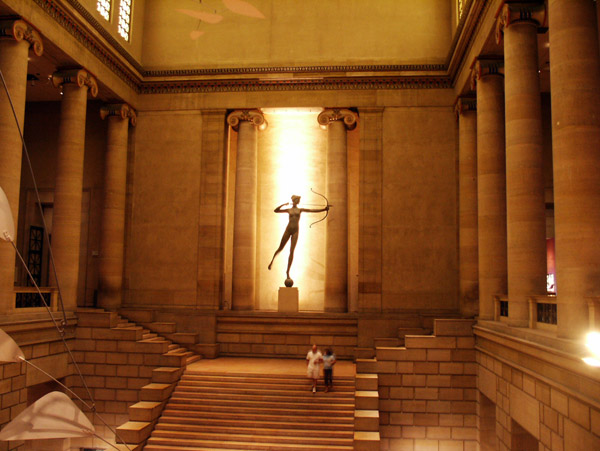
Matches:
[[258, 109, 327, 310], [583, 331, 600, 367]]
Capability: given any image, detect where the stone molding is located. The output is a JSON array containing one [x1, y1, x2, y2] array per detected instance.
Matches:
[[227, 109, 268, 131], [454, 96, 477, 119], [470, 57, 505, 90], [317, 108, 358, 131], [495, 1, 547, 45], [0, 19, 43, 56], [100, 103, 137, 126], [52, 69, 99, 97]]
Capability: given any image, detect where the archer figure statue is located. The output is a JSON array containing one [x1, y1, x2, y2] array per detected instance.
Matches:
[[268, 193, 329, 286]]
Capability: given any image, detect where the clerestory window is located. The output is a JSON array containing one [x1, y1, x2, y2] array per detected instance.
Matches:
[[97, 0, 111, 21], [118, 0, 132, 41]]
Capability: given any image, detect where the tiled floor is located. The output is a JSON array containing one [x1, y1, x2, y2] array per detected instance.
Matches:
[[187, 356, 356, 377]]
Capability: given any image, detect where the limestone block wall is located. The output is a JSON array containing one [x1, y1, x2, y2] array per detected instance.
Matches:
[[373, 319, 477, 450], [477, 342, 600, 451]]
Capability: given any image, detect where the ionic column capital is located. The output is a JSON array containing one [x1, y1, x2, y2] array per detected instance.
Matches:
[[52, 69, 98, 98], [0, 19, 43, 56], [100, 103, 137, 126], [227, 109, 267, 131], [454, 97, 477, 119], [495, 1, 547, 44], [470, 57, 505, 90], [317, 108, 357, 131]]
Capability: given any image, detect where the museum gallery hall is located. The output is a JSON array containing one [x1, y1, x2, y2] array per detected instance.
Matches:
[[0, 0, 599, 450]]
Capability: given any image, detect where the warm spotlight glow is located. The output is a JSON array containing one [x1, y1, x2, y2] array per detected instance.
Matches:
[[258, 110, 327, 310], [585, 331, 600, 357], [582, 357, 600, 367]]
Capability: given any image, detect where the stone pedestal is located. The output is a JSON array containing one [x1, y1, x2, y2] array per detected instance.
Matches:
[[278, 287, 299, 313], [0, 20, 43, 313]]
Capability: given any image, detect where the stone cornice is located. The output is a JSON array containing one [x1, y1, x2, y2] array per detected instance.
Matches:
[[0, 18, 43, 56], [21, 0, 490, 95]]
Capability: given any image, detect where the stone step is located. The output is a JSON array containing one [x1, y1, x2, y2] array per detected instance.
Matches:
[[174, 385, 354, 398], [354, 347, 376, 359], [355, 390, 379, 410], [115, 420, 155, 444], [164, 402, 355, 417], [434, 318, 475, 336], [152, 367, 183, 384], [354, 410, 379, 431], [147, 322, 177, 334], [167, 396, 355, 410], [161, 409, 354, 424], [356, 358, 378, 373], [145, 440, 352, 451], [128, 401, 165, 422], [140, 383, 176, 402], [171, 389, 354, 404], [142, 332, 158, 340], [182, 373, 354, 384], [355, 373, 378, 391], [154, 423, 353, 438], [353, 431, 380, 451], [186, 354, 202, 365], [166, 332, 199, 344], [118, 308, 155, 324], [77, 309, 118, 328], [177, 379, 354, 393], [148, 429, 354, 447], [373, 337, 401, 348], [159, 415, 354, 430]]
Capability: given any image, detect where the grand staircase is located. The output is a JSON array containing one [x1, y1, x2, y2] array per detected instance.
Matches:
[[144, 369, 356, 450]]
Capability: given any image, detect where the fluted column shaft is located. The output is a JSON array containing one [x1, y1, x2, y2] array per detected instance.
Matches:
[[228, 110, 267, 310], [499, 4, 547, 326], [0, 20, 43, 313], [472, 60, 507, 320], [456, 99, 478, 318], [549, 0, 600, 338], [98, 105, 135, 311], [318, 109, 356, 313], [51, 70, 97, 311]]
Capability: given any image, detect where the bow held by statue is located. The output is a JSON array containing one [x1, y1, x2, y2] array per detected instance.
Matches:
[[308, 188, 331, 228]]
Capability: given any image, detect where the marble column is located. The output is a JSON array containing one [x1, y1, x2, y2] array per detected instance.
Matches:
[[227, 110, 267, 310], [51, 69, 98, 311], [98, 104, 136, 311], [455, 97, 478, 318], [549, 0, 600, 339], [317, 109, 357, 313], [471, 58, 507, 320], [497, 3, 547, 327], [0, 20, 43, 313]]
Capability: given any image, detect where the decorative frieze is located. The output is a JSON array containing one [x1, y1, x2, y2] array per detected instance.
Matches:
[[454, 96, 477, 118]]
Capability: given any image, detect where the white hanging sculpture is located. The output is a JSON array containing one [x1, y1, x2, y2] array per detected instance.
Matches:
[[0, 329, 24, 363], [0, 391, 95, 441], [0, 186, 14, 242]]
